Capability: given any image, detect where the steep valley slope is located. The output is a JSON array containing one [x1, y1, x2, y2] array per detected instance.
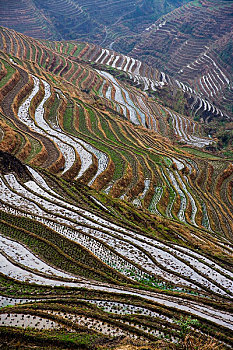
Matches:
[[0, 3, 232, 350], [0, 0, 232, 153], [0, 27, 232, 349]]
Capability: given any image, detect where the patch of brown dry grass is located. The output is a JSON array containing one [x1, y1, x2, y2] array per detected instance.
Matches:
[[182, 334, 225, 350]]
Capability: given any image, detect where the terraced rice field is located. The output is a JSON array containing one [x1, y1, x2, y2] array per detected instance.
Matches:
[[125, 0, 233, 120], [0, 25, 232, 349], [0, 0, 191, 44]]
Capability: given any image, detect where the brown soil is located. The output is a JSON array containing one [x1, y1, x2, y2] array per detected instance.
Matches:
[[0, 65, 61, 169]]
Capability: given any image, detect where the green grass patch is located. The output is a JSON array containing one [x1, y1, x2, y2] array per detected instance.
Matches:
[[0, 59, 16, 88], [26, 136, 42, 162], [181, 147, 222, 159], [71, 104, 125, 179], [70, 42, 85, 57], [63, 102, 74, 131]]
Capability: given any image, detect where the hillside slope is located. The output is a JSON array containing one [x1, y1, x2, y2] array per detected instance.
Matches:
[[119, 0, 233, 118], [0, 0, 190, 43], [0, 0, 232, 139], [0, 28, 232, 349]]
